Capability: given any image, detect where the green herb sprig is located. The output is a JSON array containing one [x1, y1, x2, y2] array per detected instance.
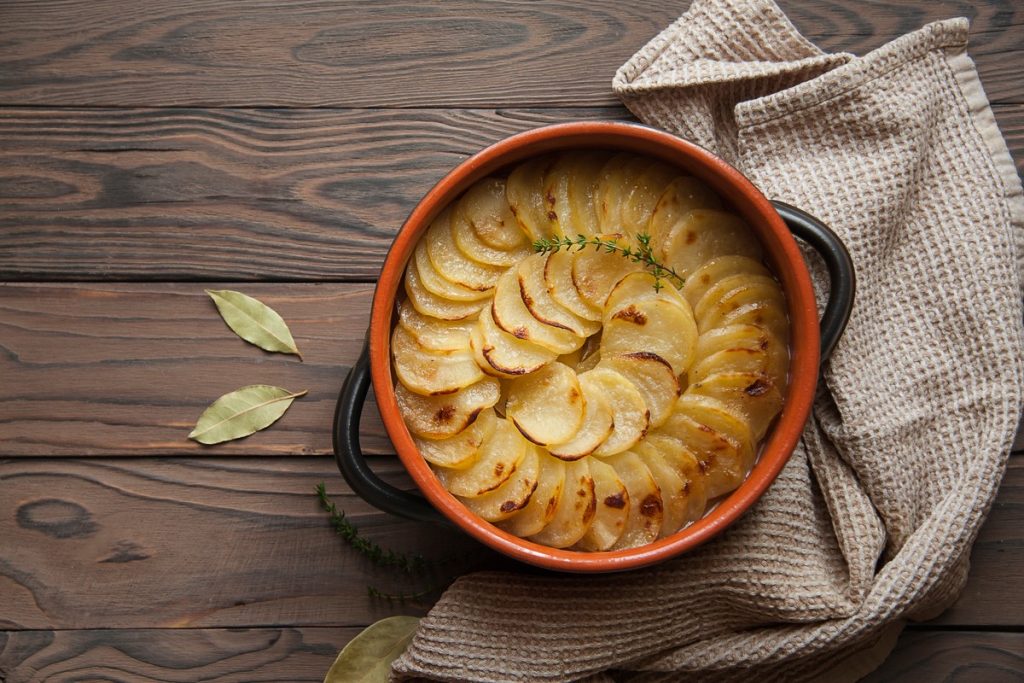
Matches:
[[532, 232, 684, 292]]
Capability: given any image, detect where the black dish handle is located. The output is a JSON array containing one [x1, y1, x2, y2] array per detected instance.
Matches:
[[335, 201, 855, 522]]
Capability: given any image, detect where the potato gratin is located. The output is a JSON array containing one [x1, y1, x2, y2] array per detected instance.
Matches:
[[392, 151, 789, 551]]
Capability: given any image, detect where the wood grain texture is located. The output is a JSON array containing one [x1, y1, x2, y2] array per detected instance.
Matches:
[[0, 0, 1019, 107], [863, 630, 1024, 682], [0, 107, 626, 281], [0, 457, 498, 630], [0, 627, 362, 683], [0, 457, 1018, 631], [0, 283, 385, 456], [0, 105, 1019, 282]]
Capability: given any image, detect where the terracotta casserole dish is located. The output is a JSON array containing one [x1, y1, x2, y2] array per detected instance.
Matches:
[[333, 122, 854, 573]]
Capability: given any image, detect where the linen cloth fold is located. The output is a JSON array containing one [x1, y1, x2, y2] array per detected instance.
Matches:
[[393, 1, 1024, 680]]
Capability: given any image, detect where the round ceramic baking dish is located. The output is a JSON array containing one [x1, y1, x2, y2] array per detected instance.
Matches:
[[333, 122, 854, 573]]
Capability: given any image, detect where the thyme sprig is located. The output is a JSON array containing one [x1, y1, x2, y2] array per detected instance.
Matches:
[[316, 483, 428, 575], [532, 232, 684, 292]]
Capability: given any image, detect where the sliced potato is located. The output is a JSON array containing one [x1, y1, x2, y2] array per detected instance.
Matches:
[[694, 323, 772, 361], [717, 301, 790, 343], [491, 269, 583, 355], [548, 373, 614, 460], [391, 325, 483, 396], [656, 407, 745, 500], [471, 304, 556, 378], [397, 298, 474, 352], [518, 253, 600, 338], [425, 207, 504, 292], [395, 377, 500, 440], [507, 156, 557, 241], [434, 417, 526, 497], [498, 452, 566, 537], [661, 209, 763, 278], [690, 345, 788, 391], [544, 150, 610, 238], [596, 153, 650, 233], [604, 271, 689, 316], [573, 457, 629, 551], [681, 255, 772, 308], [603, 450, 663, 549], [451, 201, 531, 267], [415, 408, 497, 469], [633, 441, 689, 537], [413, 237, 491, 302], [570, 241, 642, 309], [687, 372, 784, 440], [544, 250, 601, 322], [620, 160, 678, 234], [696, 278, 787, 335], [460, 176, 527, 250], [528, 458, 596, 548], [601, 297, 697, 376], [506, 362, 585, 446], [648, 176, 722, 248], [585, 367, 649, 456], [459, 443, 540, 522], [642, 432, 708, 525], [599, 352, 681, 428], [404, 262, 486, 321]]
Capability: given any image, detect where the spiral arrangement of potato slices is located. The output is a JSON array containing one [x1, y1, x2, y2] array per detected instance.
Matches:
[[393, 151, 790, 550]]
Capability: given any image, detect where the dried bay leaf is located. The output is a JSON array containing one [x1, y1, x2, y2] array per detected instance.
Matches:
[[207, 289, 303, 359], [324, 616, 420, 683], [189, 385, 307, 445]]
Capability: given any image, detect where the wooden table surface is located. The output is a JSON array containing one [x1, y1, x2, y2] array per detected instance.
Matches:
[[1, 1, 1021, 680]]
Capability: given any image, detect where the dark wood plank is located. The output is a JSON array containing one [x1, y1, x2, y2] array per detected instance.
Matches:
[[0, 457, 496, 630], [864, 630, 1024, 682], [0, 1, 1018, 107], [0, 107, 626, 281], [0, 457, 1018, 630], [0, 104, 1020, 282], [0, 283, 389, 456], [0, 627, 360, 682]]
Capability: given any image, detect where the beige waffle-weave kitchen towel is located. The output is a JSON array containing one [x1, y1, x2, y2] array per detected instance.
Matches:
[[392, 0, 1024, 680]]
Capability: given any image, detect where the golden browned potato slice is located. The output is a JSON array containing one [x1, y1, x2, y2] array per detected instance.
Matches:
[[601, 297, 697, 376], [604, 271, 689, 315], [491, 269, 584, 355], [459, 443, 540, 522], [693, 323, 771, 360], [643, 432, 708, 525], [498, 451, 566, 537], [544, 250, 601, 322], [460, 177, 528, 250], [415, 408, 497, 469], [506, 361, 585, 446], [413, 238, 492, 302], [620, 160, 678, 235], [571, 241, 642, 309], [573, 457, 629, 551], [596, 153, 650, 233], [391, 325, 483, 396], [434, 416, 526, 497], [518, 253, 600, 338], [397, 299, 475, 352], [717, 301, 790, 344], [470, 304, 556, 378], [681, 255, 772, 308], [656, 406, 745, 499], [404, 262, 487, 321], [425, 207, 504, 292], [507, 156, 558, 241], [603, 450, 663, 549], [585, 367, 649, 456], [544, 150, 611, 238], [451, 201, 531, 267], [396, 377, 500, 440], [690, 344, 789, 391], [599, 352, 681, 428], [687, 372, 784, 441], [696, 279, 787, 335], [648, 176, 722, 249], [633, 440, 689, 537], [548, 373, 614, 461], [661, 209, 763, 278], [528, 458, 596, 548]]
